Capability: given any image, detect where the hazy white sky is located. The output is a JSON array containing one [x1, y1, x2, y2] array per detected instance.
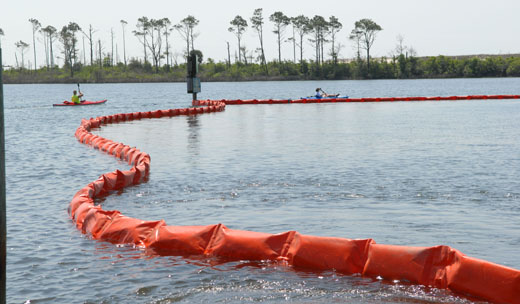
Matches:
[[1, 0, 519, 67]]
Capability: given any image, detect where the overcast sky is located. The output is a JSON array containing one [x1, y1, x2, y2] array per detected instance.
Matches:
[[1, 0, 519, 68]]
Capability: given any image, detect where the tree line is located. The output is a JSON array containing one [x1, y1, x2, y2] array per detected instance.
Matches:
[[1, 11, 520, 83], [4, 53, 520, 84], [0, 15, 202, 76], [1, 11, 383, 75]]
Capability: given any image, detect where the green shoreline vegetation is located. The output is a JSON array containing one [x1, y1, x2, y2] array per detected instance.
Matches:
[[4, 54, 520, 84]]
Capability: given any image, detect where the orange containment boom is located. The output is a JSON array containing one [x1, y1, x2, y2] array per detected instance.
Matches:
[[69, 97, 520, 304], [198, 94, 520, 105]]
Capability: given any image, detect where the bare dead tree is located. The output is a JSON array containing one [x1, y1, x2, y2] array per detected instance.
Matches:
[[81, 24, 97, 65], [120, 20, 128, 66], [29, 18, 41, 70]]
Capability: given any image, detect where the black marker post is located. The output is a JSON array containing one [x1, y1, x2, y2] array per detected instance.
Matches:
[[187, 51, 201, 106]]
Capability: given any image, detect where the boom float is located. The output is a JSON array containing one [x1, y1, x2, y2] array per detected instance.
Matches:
[[70, 96, 520, 304]]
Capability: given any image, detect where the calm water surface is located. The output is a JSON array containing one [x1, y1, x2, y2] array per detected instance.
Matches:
[[5, 79, 520, 303]]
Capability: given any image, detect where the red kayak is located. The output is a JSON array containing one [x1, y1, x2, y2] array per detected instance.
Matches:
[[53, 99, 107, 107]]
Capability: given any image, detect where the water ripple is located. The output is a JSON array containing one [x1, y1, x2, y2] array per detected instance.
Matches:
[[5, 81, 520, 303]]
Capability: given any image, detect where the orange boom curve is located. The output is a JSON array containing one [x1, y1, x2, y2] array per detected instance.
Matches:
[[70, 97, 520, 304]]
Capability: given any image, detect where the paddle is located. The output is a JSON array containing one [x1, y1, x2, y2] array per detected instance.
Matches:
[[77, 83, 84, 103], [320, 88, 339, 97]]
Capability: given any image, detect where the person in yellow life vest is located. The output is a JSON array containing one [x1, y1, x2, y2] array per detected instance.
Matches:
[[71, 90, 84, 104]]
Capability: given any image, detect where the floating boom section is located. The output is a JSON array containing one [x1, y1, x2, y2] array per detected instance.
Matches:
[[69, 98, 520, 304], [199, 94, 520, 105]]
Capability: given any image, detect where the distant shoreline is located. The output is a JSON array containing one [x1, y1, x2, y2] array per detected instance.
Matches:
[[3, 74, 519, 85], [2, 75, 307, 85], [4, 76, 520, 85], [4, 54, 520, 84]]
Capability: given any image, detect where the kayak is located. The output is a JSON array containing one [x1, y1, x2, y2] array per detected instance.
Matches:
[[53, 100, 107, 107], [300, 95, 349, 99]]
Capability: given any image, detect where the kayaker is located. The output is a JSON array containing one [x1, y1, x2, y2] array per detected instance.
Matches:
[[71, 90, 84, 104], [315, 88, 338, 98]]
